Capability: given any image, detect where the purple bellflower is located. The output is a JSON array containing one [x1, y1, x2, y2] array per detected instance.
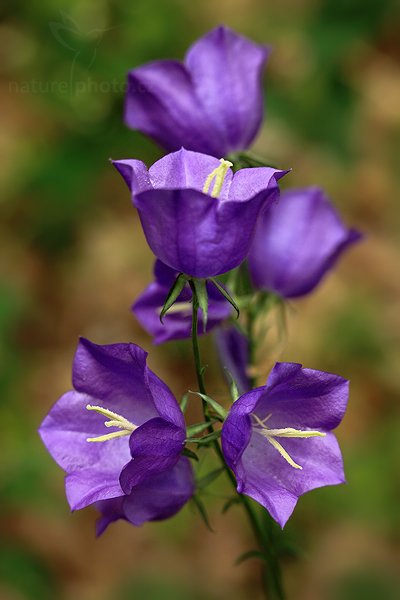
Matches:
[[221, 362, 348, 527], [248, 187, 362, 298], [124, 26, 270, 157], [39, 338, 194, 534], [113, 148, 287, 279], [133, 260, 232, 344], [214, 326, 251, 395]]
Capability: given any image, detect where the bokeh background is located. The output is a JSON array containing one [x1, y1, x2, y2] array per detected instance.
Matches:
[[1, 0, 400, 598]]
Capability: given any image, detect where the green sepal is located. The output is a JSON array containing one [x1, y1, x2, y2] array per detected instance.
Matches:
[[196, 467, 225, 490], [192, 495, 214, 532], [228, 151, 278, 170], [180, 392, 189, 413], [234, 549, 268, 566], [182, 447, 199, 461], [192, 278, 208, 332], [186, 430, 221, 446], [159, 272, 187, 323], [190, 391, 227, 419], [186, 420, 215, 437], [210, 279, 240, 319], [223, 368, 240, 402]]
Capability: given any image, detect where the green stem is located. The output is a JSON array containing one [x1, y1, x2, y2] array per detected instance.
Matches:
[[189, 281, 285, 600]]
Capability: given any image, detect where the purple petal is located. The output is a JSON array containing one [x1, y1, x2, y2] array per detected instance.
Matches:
[[133, 186, 274, 278], [95, 496, 126, 536], [248, 187, 362, 298], [122, 457, 195, 526], [65, 469, 124, 511], [153, 258, 181, 287], [148, 149, 232, 198], [146, 371, 186, 429], [124, 60, 218, 155], [111, 159, 151, 194], [214, 326, 251, 394], [228, 167, 289, 202], [221, 388, 260, 468], [72, 338, 158, 424], [237, 430, 345, 527], [38, 390, 131, 481], [124, 27, 269, 156], [259, 362, 349, 431], [94, 457, 195, 533], [119, 418, 185, 493], [185, 26, 270, 155], [221, 363, 348, 526]]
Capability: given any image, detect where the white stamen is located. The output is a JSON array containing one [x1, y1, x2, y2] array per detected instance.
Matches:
[[203, 158, 233, 198], [85, 404, 138, 443], [251, 412, 326, 470]]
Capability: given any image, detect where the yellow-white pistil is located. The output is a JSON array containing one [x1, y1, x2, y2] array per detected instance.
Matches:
[[203, 158, 233, 198], [251, 413, 326, 470], [85, 404, 138, 443]]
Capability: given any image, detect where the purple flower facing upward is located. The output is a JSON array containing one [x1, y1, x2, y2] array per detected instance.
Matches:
[[113, 148, 288, 279], [221, 362, 348, 527], [248, 187, 362, 298], [133, 260, 232, 344], [124, 26, 270, 157], [39, 338, 194, 534]]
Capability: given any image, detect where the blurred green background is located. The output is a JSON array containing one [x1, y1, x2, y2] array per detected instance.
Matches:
[[1, 0, 400, 598]]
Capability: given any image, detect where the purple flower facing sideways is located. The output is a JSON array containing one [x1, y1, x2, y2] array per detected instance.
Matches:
[[39, 338, 194, 534], [133, 260, 232, 344], [248, 187, 362, 298], [221, 362, 348, 527], [214, 326, 251, 395], [113, 148, 288, 278], [125, 26, 270, 157]]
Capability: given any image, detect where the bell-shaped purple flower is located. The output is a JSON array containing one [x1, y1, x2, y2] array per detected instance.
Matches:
[[214, 326, 251, 395], [133, 260, 232, 344], [39, 338, 194, 533], [248, 187, 362, 298], [221, 362, 348, 527], [113, 148, 287, 279], [124, 26, 270, 157]]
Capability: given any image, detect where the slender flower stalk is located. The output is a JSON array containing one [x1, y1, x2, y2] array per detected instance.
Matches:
[[189, 281, 285, 600]]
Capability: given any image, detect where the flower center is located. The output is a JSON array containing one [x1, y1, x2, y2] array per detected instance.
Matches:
[[85, 404, 138, 443], [202, 158, 233, 198], [251, 413, 326, 470]]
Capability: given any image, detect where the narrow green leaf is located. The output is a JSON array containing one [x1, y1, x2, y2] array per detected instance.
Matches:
[[160, 273, 187, 323], [180, 392, 189, 413], [196, 467, 225, 490], [186, 420, 214, 437], [193, 278, 208, 332], [192, 495, 214, 532], [223, 368, 240, 402], [182, 448, 199, 461], [190, 391, 227, 419], [235, 151, 278, 169], [186, 430, 221, 446], [210, 279, 240, 319], [235, 549, 268, 566]]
